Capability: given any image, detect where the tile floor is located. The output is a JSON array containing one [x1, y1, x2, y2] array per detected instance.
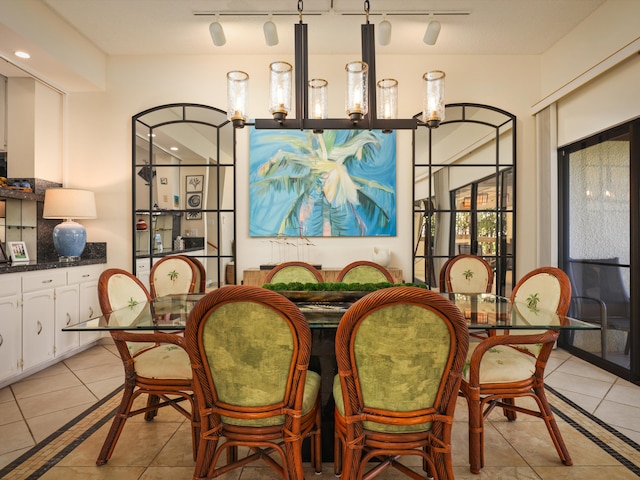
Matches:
[[1, 340, 639, 479]]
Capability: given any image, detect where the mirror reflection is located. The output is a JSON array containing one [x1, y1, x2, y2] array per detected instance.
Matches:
[[133, 104, 235, 289], [413, 103, 516, 295]]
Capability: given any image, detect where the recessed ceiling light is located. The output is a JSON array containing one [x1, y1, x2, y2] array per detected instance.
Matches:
[[15, 51, 30, 59]]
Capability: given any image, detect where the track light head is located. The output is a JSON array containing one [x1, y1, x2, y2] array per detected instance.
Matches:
[[378, 18, 391, 46], [263, 18, 279, 46], [209, 20, 226, 46], [423, 18, 441, 46]]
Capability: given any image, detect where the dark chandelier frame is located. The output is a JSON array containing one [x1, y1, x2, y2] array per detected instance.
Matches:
[[253, 1, 421, 131]]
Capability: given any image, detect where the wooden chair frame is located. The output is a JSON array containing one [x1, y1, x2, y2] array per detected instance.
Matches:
[[334, 287, 469, 480], [149, 255, 198, 297], [183, 255, 207, 292], [443, 254, 494, 294], [96, 268, 197, 465], [336, 260, 394, 283], [185, 285, 322, 480], [264, 261, 324, 283], [458, 266, 573, 473]]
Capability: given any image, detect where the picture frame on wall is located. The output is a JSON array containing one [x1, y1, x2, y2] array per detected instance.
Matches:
[[0, 244, 8, 264], [185, 210, 202, 221], [186, 193, 202, 209], [185, 175, 204, 193], [8, 241, 29, 263]]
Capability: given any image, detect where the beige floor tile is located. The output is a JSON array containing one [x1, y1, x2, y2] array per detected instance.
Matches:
[[555, 356, 618, 383], [0, 446, 31, 470], [63, 347, 120, 371], [18, 385, 98, 419], [604, 382, 640, 408], [37, 465, 146, 480], [27, 402, 97, 443], [452, 465, 541, 479], [139, 466, 196, 480], [151, 422, 196, 468], [71, 362, 123, 385], [594, 400, 640, 433], [11, 371, 83, 400], [551, 387, 602, 414], [614, 425, 640, 445], [0, 387, 14, 403], [84, 376, 123, 399], [0, 420, 35, 456], [545, 370, 612, 399], [24, 362, 70, 381], [534, 465, 640, 479], [0, 400, 22, 426]]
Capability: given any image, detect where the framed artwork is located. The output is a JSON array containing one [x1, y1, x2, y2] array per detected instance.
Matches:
[[8, 241, 29, 263], [186, 175, 204, 193], [0, 244, 8, 264], [249, 128, 397, 237], [185, 210, 202, 220], [186, 193, 202, 209]]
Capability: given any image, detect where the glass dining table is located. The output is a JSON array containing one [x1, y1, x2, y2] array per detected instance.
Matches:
[[63, 290, 599, 461]]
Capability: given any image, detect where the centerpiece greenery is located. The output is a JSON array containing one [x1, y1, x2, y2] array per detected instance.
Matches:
[[263, 281, 429, 301]]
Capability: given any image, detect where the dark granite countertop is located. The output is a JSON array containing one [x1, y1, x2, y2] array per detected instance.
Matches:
[[0, 256, 107, 274]]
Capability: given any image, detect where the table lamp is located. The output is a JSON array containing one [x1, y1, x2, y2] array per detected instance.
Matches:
[[43, 188, 97, 262]]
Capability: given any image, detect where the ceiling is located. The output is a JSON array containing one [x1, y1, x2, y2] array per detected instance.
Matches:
[[38, 0, 605, 57]]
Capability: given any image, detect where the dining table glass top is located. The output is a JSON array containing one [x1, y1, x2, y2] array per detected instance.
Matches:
[[62, 291, 600, 332]]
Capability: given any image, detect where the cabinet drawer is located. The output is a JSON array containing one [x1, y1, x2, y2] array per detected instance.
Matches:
[[22, 270, 67, 292], [68, 265, 104, 284], [0, 275, 20, 297]]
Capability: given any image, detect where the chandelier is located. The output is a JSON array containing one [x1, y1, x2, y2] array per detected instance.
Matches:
[[226, 0, 445, 131]]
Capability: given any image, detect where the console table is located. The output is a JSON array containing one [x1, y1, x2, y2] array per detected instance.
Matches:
[[242, 267, 403, 286]]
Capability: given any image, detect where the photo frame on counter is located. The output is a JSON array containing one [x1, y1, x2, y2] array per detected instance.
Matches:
[[185, 175, 204, 193], [8, 241, 29, 263]]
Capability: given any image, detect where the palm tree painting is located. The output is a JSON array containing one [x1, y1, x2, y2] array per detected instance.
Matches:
[[249, 128, 396, 237]]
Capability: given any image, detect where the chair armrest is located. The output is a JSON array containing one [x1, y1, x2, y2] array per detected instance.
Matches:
[[570, 295, 608, 329]]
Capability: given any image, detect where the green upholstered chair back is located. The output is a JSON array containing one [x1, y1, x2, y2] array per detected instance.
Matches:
[[150, 256, 197, 298], [337, 260, 393, 284], [264, 261, 323, 284], [186, 285, 315, 427], [335, 286, 469, 433], [445, 254, 493, 294]]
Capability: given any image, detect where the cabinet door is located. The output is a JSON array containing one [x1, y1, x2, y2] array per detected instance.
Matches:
[[0, 295, 21, 381], [22, 289, 55, 370], [79, 280, 102, 345], [54, 285, 79, 357], [136, 258, 151, 292]]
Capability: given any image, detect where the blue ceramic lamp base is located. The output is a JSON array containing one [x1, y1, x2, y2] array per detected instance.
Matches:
[[53, 220, 87, 262]]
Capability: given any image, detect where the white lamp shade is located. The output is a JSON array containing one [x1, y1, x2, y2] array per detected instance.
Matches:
[[43, 188, 97, 220]]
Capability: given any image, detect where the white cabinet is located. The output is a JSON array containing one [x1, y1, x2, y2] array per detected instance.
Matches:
[[21, 270, 66, 370], [0, 276, 21, 380], [0, 263, 105, 387], [54, 285, 80, 357], [136, 258, 151, 291]]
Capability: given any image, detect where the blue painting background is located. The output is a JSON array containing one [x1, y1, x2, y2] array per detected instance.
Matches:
[[249, 128, 396, 237]]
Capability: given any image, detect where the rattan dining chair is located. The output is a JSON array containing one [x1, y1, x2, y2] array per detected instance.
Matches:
[[336, 260, 394, 283], [458, 266, 573, 474], [263, 261, 324, 284], [443, 254, 494, 293], [334, 286, 469, 480], [185, 256, 207, 292], [149, 255, 198, 297], [96, 268, 197, 465], [185, 285, 322, 480]]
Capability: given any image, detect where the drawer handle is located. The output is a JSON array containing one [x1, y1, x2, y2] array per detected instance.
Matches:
[[42, 279, 53, 284], [82, 274, 90, 278], [0, 334, 3, 347], [66, 313, 71, 325], [37, 321, 43, 335], [88, 307, 94, 318]]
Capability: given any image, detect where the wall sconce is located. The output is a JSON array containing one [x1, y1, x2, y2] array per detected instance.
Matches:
[[423, 15, 441, 45], [478, 192, 489, 204], [462, 197, 471, 208], [345, 61, 368, 123], [263, 16, 279, 46], [209, 15, 226, 46], [226, 70, 249, 128], [269, 61, 293, 123], [423, 70, 445, 127], [43, 188, 97, 262]]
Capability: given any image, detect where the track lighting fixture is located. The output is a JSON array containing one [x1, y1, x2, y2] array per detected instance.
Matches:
[[209, 16, 226, 46], [423, 15, 441, 45], [263, 16, 279, 46], [378, 15, 391, 46]]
